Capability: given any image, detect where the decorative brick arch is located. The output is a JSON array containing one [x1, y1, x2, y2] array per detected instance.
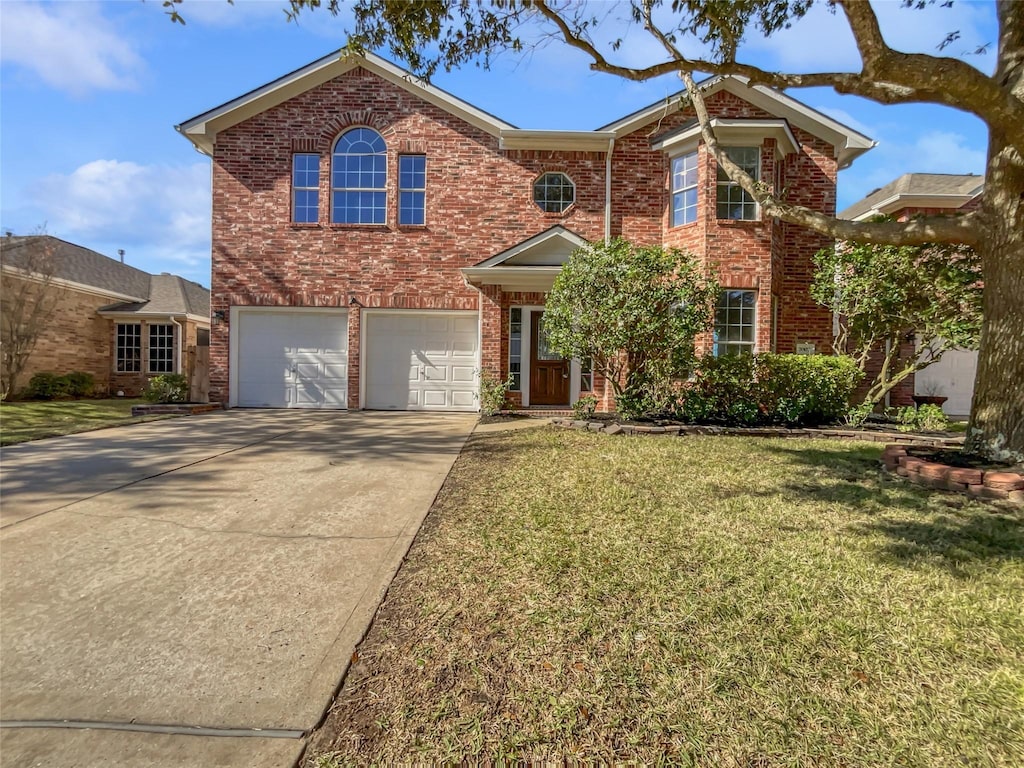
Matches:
[[319, 111, 395, 153]]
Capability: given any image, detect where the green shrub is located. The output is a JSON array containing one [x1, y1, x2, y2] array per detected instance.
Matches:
[[756, 354, 862, 426], [478, 370, 512, 416], [143, 374, 188, 404], [572, 394, 598, 420], [673, 353, 861, 427], [64, 371, 96, 398], [24, 372, 70, 400], [895, 403, 949, 433]]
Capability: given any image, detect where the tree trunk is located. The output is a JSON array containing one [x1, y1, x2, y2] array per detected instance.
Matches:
[[964, 129, 1024, 463]]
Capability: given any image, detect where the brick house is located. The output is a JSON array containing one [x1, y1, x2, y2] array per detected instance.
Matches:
[[839, 173, 984, 417], [0, 234, 211, 398], [177, 52, 873, 412]]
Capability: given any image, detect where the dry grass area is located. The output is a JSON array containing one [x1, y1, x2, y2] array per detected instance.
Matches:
[[306, 428, 1024, 767]]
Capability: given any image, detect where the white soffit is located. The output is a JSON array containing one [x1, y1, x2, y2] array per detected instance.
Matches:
[[850, 193, 980, 221], [499, 129, 616, 152], [651, 118, 800, 156], [177, 51, 516, 156]]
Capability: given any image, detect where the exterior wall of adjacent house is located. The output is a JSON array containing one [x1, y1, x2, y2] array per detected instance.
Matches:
[[1, 273, 117, 396], [851, 198, 979, 413], [209, 66, 839, 410], [109, 318, 207, 398]]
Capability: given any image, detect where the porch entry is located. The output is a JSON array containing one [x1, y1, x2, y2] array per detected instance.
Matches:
[[529, 311, 570, 405]]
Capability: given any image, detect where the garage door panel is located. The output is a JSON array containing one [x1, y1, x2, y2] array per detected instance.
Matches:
[[364, 312, 479, 412], [236, 310, 348, 409]]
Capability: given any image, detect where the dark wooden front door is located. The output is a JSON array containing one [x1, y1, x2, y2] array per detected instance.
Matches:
[[530, 311, 570, 405]]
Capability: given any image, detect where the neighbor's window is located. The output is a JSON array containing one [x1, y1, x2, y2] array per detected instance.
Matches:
[[292, 153, 320, 223], [332, 127, 386, 224], [714, 290, 756, 356], [509, 308, 522, 391], [149, 324, 175, 373], [116, 323, 141, 373], [671, 151, 698, 226], [398, 155, 426, 226], [716, 147, 759, 220], [533, 172, 575, 213], [580, 358, 593, 392]]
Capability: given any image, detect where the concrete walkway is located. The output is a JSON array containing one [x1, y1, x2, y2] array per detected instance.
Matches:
[[0, 410, 476, 767]]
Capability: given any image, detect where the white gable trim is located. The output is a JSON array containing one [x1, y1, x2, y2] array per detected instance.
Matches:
[[500, 129, 617, 152], [600, 76, 875, 169], [470, 226, 589, 269], [177, 51, 516, 156], [651, 118, 799, 157]]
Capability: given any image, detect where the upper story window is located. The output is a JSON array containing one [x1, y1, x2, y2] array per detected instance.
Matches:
[[149, 324, 175, 373], [716, 147, 759, 220], [533, 172, 575, 213], [398, 155, 426, 226], [332, 127, 386, 225], [292, 153, 320, 223], [116, 323, 141, 373], [671, 151, 698, 226], [714, 290, 756, 356]]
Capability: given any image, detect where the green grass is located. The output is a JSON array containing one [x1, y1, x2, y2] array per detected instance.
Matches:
[[309, 429, 1024, 767], [0, 398, 172, 445]]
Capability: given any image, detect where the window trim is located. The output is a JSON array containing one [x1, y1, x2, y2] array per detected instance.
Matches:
[[291, 153, 320, 224], [670, 150, 699, 227], [330, 126, 388, 226], [713, 289, 757, 357], [148, 323, 176, 374], [509, 307, 523, 391], [116, 323, 141, 373], [398, 154, 427, 227], [716, 146, 760, 221], [532, 171, 575, 214]]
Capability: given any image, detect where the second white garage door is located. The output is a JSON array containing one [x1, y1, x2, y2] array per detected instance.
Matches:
[[363, 311, 478, 411]]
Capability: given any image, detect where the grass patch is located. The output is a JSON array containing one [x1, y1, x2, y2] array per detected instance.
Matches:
[[308, 429, 1024, 767], [0, 398, 172, 445]]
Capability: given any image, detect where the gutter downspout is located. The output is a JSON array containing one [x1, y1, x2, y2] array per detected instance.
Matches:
[[605, 137, 615, 242]]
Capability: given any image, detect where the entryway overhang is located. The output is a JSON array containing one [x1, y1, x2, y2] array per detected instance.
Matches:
[[461, 225, 589, 293]]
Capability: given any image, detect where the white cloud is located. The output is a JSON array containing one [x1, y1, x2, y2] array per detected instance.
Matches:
[[30, 159, 211, 261], [0, 1, 144, 96], [906, 131, 987, 175]]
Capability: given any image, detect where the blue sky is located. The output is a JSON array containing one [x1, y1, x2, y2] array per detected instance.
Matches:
[[0, 0, 997, 287]]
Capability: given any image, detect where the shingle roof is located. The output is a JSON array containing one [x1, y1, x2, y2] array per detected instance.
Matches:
[[839, 173, 984, 220], [1, 235, 209, 319]]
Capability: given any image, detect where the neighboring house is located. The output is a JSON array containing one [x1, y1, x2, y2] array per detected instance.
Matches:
[[0, 234, 211, 398], [839, 173, 984, 417], [177, 51, 874, 412]]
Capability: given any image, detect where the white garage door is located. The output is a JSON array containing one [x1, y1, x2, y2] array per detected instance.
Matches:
[[363, 311, 478, 411], [915, 344, 978, 418], [235, 310, 348, 409]]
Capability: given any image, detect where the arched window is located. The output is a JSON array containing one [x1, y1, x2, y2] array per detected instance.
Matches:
[[332, 127, 387, 224]]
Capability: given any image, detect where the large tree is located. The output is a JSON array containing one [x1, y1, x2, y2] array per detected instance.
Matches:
[[171, 0, 1023, 460]]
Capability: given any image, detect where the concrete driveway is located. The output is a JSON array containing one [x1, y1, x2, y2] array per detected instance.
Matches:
[[0, 410, 476, 767]]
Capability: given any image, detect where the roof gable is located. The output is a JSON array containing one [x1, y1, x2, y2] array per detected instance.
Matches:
[[472, 226, 589, 268], [839, 173, 985, 220], [600, 75, 875, 169], [177, 51, 516, 156]]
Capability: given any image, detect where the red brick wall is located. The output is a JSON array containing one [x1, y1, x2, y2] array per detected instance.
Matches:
[[210, 69, 840, 409]]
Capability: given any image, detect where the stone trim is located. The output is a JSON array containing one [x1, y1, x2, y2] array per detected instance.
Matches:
[[131, 403, 224, 416], [882, 445, 1023, 507]]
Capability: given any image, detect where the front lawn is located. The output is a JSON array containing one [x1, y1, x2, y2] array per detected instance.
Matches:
[[0, 398, 171, 445], [308, 429, 1024, 766]]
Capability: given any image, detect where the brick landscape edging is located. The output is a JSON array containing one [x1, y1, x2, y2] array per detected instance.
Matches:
[[130, 403, 224, 417], [549, 417, 965, 448], [882, 445, 1024, 507]]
